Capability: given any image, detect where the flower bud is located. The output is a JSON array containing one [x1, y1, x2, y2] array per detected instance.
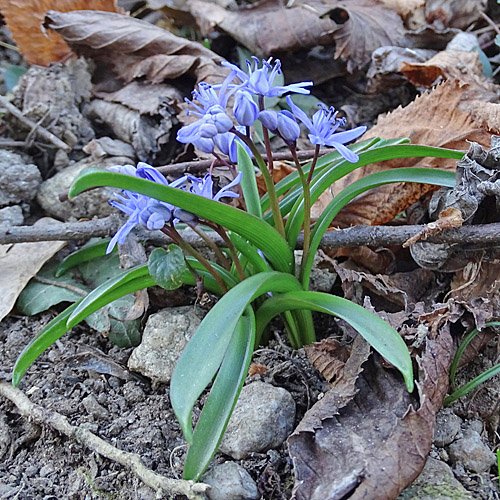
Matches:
[[234, 90, 259, 127], [258, 110, 278, 132], [277, 110, 300, 144]]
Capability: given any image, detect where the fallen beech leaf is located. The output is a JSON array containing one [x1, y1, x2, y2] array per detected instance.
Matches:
[[380, 0, 425, 30], [313, 80, 494, 228], [1, 0, 122, 66], [289, 328, 453, 500], [0, 218, 66, 323], [248, 363, 268, 376], [43, 10, 229, 85], [186, 0, 336, 56], [328, 0, 406, 71]]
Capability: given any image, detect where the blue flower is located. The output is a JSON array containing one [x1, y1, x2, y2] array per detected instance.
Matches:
[[107, 163, 187, 253], [233, 90, 259, 127], [214, 127, 252, 163], [222, 57, 312, 98], [188, 172, 242, 201], [287, 96, 366, 162]]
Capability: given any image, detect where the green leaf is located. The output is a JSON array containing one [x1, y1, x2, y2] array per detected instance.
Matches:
[[170, 272, 304, 443], [68, 169, 293, 273], [183, 310, 255, 480], [301, 167, 457, 288], [12, 302, 80, 386], [56, 238, 114, 277], [148, 246, 186, 290], [255, 290, 414, 392], [237, 143, 262, 219], [17, 262, 87, 316], [285, 144, 464, 250]]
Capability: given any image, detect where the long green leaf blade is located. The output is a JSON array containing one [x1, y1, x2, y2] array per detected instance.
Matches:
[[183, 310, 255, 480], [170, 272, 304, 442], [68, 169, 292, 273], [255, 290, 414, 392], [302, 167, 457, 288], [56, 239, 113, 277]]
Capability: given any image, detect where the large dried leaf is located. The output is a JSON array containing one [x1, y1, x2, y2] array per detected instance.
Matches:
[[186, 0, 336, 56], [304, 338, 351, 384], [0, 219, 66, 323], [289, 328, 453, 500], [0, 0, 122, 66], [43, 10, 229, 85], [313, 80, 495, 227], [327, 0, 406, 72]]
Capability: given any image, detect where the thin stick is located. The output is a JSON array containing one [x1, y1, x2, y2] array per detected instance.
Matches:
[[0, 95, 71, 152], [0, 382, 209, 500], [6, 218, 500, 251]]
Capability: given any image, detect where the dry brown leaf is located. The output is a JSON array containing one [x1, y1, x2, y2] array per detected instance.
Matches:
[[425, 0, 487, 30], [0, 218, 66, 323], [289, 328, 453, 500], [43, 10, 229, 85], [304, 338, 351, 384], [256, 161, 295, 197], [328, 0, 406, 71], [0, 0, 123, 66], [312, 80, 495, 228], [380, 0, 425, 29], [186, 0, 336, 56], [401, 50, 496, 99]]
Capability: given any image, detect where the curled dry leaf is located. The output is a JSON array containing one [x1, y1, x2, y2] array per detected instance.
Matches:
[[0, 0, 123, 66], [43, 10, 230, 85], [289, 327, 453, 500], [379, 0, 425, 30], [401, 50, 496, 99], [312, 80, 495, 228], [403, 207, 463, 248]]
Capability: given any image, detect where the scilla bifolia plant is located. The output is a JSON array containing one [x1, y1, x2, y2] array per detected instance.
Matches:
[[13, 57, 464, 480]]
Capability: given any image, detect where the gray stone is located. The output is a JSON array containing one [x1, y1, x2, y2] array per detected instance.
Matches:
[[0, 205, 24, 226], [128, 306, 205, 383], [399, 457, 473, 500], [0, 150, 41, 206], [448, 429, 496, 473], [295, 251, 337, 293], [434, 409, 462, 447], [202, 462, 259, 500], [81, 394, 109, 419], [36, 155, 132, 221], [219, 382, 296, 459]]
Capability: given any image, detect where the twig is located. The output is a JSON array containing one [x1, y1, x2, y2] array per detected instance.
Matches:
[[157, 148, 334, 175], [479, 11, 500, 35], [0, 95, 71, 152], [0, 382, 209, 500], [4, 218, 500, 250]]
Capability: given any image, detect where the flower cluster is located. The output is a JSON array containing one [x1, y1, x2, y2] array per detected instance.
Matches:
[[176, 57, 366, 163], [107, 163, 240, 253]]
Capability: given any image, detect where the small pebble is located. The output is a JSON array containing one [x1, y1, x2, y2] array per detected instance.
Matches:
[[202, 462, 259, 500]]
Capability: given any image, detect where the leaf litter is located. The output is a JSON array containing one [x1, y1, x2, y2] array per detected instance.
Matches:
[[1, 1, 500, 499]]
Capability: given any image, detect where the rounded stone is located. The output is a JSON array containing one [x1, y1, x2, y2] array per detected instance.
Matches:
[[219, 382, 296, 459], [202, 462, 259, 500], [448, 430, 496, 473]]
